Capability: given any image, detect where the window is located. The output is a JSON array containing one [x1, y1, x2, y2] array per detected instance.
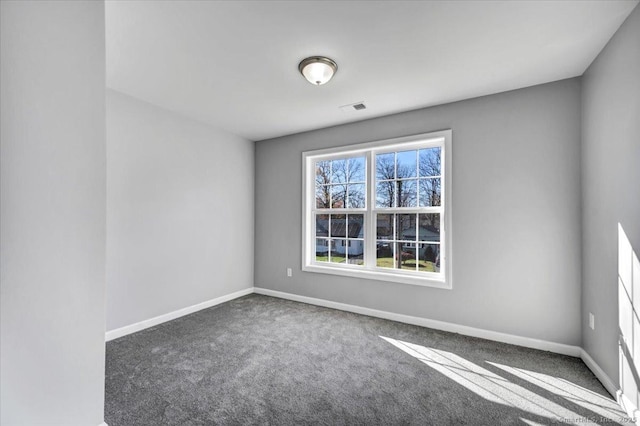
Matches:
[[302, 130, 452, 288]]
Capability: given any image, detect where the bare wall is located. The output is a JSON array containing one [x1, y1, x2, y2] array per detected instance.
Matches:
[[255, 79, 582, 346], [581, 4, 640, 387], [1, 1, 106, 424], [106, 90, 254, 331]]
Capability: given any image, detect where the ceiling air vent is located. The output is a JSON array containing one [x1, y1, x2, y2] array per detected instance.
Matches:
[[339, 101, 367, 113]]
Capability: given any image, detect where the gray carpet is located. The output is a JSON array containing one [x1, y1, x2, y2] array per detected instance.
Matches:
[[105, 294, 627, 425]]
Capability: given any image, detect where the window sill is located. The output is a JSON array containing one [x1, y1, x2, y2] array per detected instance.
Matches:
[[302, 263, 451, 289]]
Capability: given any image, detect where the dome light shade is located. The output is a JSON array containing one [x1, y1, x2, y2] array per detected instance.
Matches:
[[298, 56, 338, 86]]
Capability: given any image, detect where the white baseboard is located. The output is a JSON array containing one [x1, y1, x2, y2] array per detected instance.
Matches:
[[105, 287, 253, 341], [99, 423, 109, 426], [580, 349, 618, 398], [253, 287, 582, 357], [617, 390, 640, 425]]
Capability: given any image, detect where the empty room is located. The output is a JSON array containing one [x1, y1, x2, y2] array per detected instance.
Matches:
[[1, 0, 639, 425]]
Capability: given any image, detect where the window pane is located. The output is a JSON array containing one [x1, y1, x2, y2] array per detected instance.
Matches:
[[316, 185, 330, 208], [348, 214, 364, 238], [315, 160, 331, 185], [331, 239, 346, 263], [399, 242, 418, 271], [347, 240, 364, 265], [347, 184, 365, 208], [418, 213, 440, 242], [348, 157, 365, 183], [330, 214, 346, 237], [331, 159, 347, 183], [418, 243, 440, 272], [397, 179, 417, 207], [396, 150, 417, 178], [330, 185, 346, 209], [376, 153, 395, 180], [376, 214, 393, 239], [376, 181, 395, 207], [397, 214, 415, 241], [315, 238, 329, 262], [315, 214, 329, 237], [419, 147, 441, 177], [419, 178, 441, 207], [376, 241, 394, 268]]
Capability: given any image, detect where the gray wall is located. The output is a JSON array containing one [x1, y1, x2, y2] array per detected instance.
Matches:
[[581, 5, 640, 386], [255, 78, 583, 346], [106, 90, 254, 331], [0, 1, 106, 424]]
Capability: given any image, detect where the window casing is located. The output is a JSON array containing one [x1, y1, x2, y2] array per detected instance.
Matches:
[[302, 130, 452, 288]]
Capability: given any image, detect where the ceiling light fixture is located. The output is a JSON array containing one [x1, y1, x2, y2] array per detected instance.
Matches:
[[298, 56, 338, 86]]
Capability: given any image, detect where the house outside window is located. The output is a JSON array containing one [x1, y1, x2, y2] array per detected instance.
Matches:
[[302, 130, 452, 288]]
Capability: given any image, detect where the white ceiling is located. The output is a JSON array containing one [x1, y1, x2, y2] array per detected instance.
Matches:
[[106, 0, 638, 141]]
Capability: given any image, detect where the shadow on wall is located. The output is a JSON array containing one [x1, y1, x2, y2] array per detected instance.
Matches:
[[618, 223, 640, 419]]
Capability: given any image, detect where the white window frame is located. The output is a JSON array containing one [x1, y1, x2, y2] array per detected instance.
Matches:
[[302, 130, 452, 289]]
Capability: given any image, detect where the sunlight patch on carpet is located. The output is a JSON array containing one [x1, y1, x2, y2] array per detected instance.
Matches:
[[487, 361, 622, 419], [380, 336, 616, 425]]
